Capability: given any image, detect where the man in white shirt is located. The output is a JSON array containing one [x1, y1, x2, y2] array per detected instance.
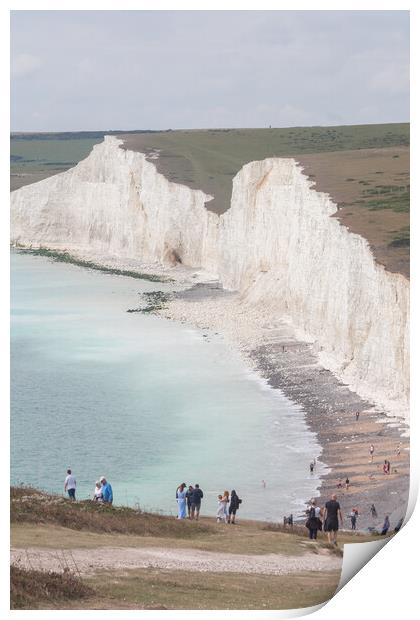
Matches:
[[64, 468, 76, 500]]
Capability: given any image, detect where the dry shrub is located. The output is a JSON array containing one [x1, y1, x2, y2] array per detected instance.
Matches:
[[263, 522, 310, 537], [11, 486, 215, 539], [11, 565, 94, 609]]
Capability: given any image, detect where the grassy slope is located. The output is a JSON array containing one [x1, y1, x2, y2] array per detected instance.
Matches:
[[120, 123, 409, 277], [11, 487, 383, 610], [119, 124, 409, 212]]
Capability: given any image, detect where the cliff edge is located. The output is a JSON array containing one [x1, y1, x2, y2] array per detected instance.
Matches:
[[10, 136, 409, 420]]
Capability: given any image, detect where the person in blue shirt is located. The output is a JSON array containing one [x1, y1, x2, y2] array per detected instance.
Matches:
[[100, 476, 113, 504]]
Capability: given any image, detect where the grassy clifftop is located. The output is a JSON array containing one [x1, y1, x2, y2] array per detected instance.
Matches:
[[11, 487, 382, 610]]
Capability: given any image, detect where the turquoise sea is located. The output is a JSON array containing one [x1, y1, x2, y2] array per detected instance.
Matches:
[[11, 251, 325, 520]]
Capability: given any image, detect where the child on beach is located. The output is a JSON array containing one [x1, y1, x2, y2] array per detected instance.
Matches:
[[216, 495, 225, 522]]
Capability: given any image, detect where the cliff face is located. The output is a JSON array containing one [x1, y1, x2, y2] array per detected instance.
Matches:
[[11, 137, 219, 272], [11, 137, 409, 419], [219, 159, 409, 418]]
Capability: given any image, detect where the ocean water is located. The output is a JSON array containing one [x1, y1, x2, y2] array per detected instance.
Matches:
[[11, 251, 325, 520]]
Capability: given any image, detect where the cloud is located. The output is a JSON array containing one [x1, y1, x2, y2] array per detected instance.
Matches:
[[11, 53, 42, 78], [10, 11, 409, 131]]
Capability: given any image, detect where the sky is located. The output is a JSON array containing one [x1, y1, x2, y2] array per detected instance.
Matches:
[[10, 10, 410, 131]]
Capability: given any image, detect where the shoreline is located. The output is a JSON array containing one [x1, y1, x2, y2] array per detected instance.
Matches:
[[12, 247, 410, 530], [158, 283, 410, 531]]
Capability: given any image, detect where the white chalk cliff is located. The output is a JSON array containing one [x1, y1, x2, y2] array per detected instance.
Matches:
[[11, 136, 409, 420]]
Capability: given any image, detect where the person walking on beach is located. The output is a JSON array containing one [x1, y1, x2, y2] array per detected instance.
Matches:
[[309, 462, 314, 474], [186, 485, 194, 518], [93, 480, 103, 502], [356, 411, 360, 422], [190, 484, 204, 520], [381, 515, 390, 535], [345, 477, 350, 491], [176, 483, 188, 519], [100, 476, 113, 504], [228, 490, 242, 524], [370, 503, 378, 519], [64, 469, 76, 500], [350, 508, 358, 530], [323, 494, 343, 546], [369, 444, 375, 462], [306, 499, 322, 540]]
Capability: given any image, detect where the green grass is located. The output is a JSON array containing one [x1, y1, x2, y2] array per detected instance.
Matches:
[[120, 123, 409, 213], [389, 226, 410, 248], [84, 568, 341, 610], [18, 248, 170, 282], [349, 184, 410, 213], [10, 137, 103, 173], [10, 563, 341, 610]]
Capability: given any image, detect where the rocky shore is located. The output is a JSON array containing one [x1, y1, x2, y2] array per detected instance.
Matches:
[[157, 282, 410, 531]]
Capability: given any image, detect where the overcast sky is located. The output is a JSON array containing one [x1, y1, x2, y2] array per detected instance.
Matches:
[[11, 10, 409, 131]]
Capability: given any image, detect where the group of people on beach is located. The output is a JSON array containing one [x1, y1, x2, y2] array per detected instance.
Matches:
[[175, 484, 242, 524], [302, 431, 406, 545], [63, 469, 113, 504]]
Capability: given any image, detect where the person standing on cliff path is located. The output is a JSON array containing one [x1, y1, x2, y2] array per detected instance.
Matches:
[[186, 485, 194, 518], [323, 494, 343, 546], [190, 484, 204, 520], [176, 483, 187, 519], [306, 499, 321, 540], [64, 468, 76, 500], [100, 476, 113, 504], [228, 490, 242, 524]]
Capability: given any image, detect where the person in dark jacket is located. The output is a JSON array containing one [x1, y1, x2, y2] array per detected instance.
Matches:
[[381, 515, 390, 535], [186, 485, 194, 518], [306, 499, 322, 539], [228, 490, 242, 524], [190, 484, 204, 520]]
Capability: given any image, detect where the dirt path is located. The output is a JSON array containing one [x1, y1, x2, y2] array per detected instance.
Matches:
[[11, 546, 342, 576]]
